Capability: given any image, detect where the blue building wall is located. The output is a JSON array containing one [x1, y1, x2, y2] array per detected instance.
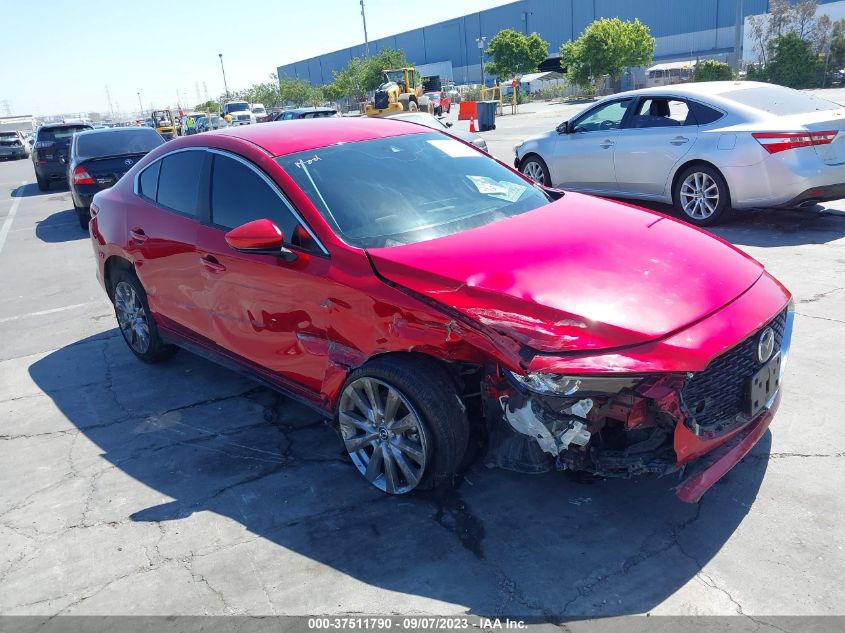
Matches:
[[277, 0, 835, 86]]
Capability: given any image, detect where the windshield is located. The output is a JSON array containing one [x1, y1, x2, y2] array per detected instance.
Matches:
[[225, 102, 250, 113], [252, 106, 266, 113], [385, 71, 406, 84], [722, 86, 842, 115], [38, 125, 90, 142], [75, 129, 164, 160], [276, 132, 550, 249]]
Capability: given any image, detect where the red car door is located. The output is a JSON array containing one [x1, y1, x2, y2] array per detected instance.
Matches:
[[129, 149, 213, 339], [194, 150, 336, 395]]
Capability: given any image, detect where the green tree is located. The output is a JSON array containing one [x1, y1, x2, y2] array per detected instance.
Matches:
[[193, 99, 219, 112], [332, 57, 370, 103], [766, 32, 823, 88], [321, 82, 344, 103], [561, 18, 655, 91], [693, 59, 735, 82], [278, 78, 321, 106], [362, 48, 411, 91], [828, 20, 845, 71], [484, 29, 549, 80], [330, 48, 413, 103]]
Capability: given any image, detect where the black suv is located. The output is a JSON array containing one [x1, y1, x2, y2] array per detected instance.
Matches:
[[32, 123, 93, 190]]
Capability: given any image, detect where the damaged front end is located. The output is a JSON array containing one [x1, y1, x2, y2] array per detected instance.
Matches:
[[484, 370, 686, 480]]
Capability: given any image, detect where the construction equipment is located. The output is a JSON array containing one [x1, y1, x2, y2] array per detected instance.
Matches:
[[151, 109, 177, 140], [365, 68, 430, 117]]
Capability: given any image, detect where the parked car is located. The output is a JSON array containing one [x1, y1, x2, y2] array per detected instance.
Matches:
[[0, 130, 30, 160], [32, 122, 93, 190], [89, 118, 792, 502], [515, 81, 845, 226], [387, 111, 487, 151], [195, 115, 229, 133], [69, 126, 164, 229], [222, 101, 255, 126], [251, 103, 270, 122], [270, 107, 338, 121], [423, 91, 451, 115]]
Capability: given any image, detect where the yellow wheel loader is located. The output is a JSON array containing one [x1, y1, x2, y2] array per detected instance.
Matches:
[[365, 68, 431, 117]]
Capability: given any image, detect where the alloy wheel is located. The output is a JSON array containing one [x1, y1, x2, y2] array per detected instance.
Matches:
[[680, 172, 719, 220], [338, 377, 429, 494], [522, 160, 545, 185], [114, 281, 151, 354]]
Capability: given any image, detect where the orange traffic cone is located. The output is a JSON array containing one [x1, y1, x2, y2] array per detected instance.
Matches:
[[469, 117, 476, 133]]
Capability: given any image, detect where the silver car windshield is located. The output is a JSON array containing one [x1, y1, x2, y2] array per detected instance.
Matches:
[[276, 132, 550, 249]]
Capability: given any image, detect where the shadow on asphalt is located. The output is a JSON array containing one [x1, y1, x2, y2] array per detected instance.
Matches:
[[35, 209, 87, 243], [622, 199, 845, 247], [10, 182, 65, 198], [29, 330, 770, 617]]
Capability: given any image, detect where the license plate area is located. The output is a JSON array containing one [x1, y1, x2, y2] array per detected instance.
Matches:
[[747, 353, 781, 416]]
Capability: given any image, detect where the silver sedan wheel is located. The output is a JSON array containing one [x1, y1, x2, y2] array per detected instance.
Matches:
[[522, 160, 546, 185], [114, 281, 151, 354], [680, 172, 720, 220], [338, 377, 429, 494]]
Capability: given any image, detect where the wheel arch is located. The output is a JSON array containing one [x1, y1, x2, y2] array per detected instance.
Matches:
[[669, 158, 732, 204], [103, 255, 136, 301]]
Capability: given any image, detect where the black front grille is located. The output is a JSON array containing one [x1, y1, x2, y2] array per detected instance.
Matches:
[[681, 309, 787, 431]]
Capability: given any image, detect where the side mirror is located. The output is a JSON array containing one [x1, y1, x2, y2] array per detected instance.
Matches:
[[446, 121, 453, 128], [224, 218, 297, 262], [556, 121, 569, 134]]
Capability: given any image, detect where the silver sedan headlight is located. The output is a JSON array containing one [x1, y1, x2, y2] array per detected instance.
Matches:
[[506, 370, 640, 396]]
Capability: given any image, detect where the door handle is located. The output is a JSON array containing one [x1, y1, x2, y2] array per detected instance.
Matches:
[[670, 136, 690, 145], [600, 139, 615, 149], [129, 227, 148, 244], [200, 255, 226, 272]]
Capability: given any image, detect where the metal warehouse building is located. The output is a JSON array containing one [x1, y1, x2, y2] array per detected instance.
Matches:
[[278, 0, 838, 87]]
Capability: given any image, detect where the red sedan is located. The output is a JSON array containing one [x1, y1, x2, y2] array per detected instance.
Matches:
[[424, 91, 450, 115], [89, 118, 792, 502]]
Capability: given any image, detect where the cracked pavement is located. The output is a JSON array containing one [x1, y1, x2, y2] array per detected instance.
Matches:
[[1, 106, 844, 619]]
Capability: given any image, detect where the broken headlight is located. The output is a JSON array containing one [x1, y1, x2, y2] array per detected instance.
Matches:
[[506, 370, 640, 396]]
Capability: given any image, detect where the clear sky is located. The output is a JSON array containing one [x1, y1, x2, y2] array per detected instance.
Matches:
[[1, 0, 516, 118]]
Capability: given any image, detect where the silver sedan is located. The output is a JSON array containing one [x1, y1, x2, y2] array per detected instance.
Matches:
[[514, 81, 845, 225]]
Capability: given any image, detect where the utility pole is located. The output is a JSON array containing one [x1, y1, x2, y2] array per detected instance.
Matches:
[[476, 36, 487, 86], [137, 92, 143, 116], [105, 85, 114, 117], [733, 0, 744, 70], [360, 0, 370, 57], [219, 53, 230, 100]]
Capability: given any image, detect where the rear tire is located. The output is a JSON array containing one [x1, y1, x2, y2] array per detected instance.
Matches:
[[519, 154, 551, 186], [75, 206, 90, 230], [36, 174, 49, 191], [337, 355, 469, 494], [673, 164, 732, 227], [110, 269, 178, 364]]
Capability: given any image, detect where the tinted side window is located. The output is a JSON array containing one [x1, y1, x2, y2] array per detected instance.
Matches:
[[689, 101, 724, 125], [210, 154, 298, 239], [157, 151, 205, 216], [138, 161, 161, 201]]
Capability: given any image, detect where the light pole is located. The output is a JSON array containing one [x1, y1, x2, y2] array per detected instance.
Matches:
[[360, 0, 370, 57], [476, 36, 487, 87], [218, 53, 230, 100], [137, 92, 143, 115]]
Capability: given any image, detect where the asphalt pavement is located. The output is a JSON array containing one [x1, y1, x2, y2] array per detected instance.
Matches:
[[1, 105, 844, 618]]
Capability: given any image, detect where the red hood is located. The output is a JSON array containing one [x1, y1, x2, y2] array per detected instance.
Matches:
[[367, 193, 764, 353]]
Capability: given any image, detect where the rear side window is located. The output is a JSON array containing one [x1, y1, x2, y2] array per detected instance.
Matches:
[[689, 100, 724, 125], [138, 161, 161, 201], [210, 154, 298, 238], [156, 151, 205, 216]]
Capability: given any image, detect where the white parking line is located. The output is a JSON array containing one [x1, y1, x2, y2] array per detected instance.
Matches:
[[0, 302, 103, 324], [0, 181, 27, 254]]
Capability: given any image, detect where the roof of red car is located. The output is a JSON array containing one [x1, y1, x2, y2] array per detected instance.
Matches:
[[211, 117, 427, 156]]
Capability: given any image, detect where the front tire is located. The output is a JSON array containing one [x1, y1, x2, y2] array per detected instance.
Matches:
[[337, 355, 469, 494], [111, 269, 177, 363], [673, 164, 731, 226], [519, 154, 551, 186]]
